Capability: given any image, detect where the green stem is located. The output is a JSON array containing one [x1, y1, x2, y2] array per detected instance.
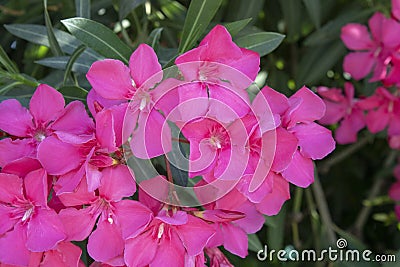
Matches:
[[291, 187, 303, 248]]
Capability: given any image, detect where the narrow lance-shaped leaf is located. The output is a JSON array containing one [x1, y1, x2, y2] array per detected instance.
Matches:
[[147, 28, 164, 51], [224, 18, 252, 37], [75, 0, 91, 19], [248, 233, 263, 253], [62, 17, 131, 63], [235, 32, 285, 57], [178, 0, 223, 53], [303, 0, 321, 29], [44, 0, 64, 56], [0, 45, 19, 73], [119, 0, 146, 20], [35, 56, 94, 73], [63, 44, 87, 85]]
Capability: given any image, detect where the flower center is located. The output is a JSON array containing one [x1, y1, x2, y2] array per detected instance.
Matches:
[[209, 135, 222, 149], [22, 206, 34, 222], [34, 129, 47, 142], [157, 223, 165, 239], [198, 62, 219, 82]]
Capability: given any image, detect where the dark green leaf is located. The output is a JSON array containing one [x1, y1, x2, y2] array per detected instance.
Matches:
[[63, 44, 87, 85], [36, 56, 94, 73], [62, 17, 131, 63], [57, 85, 88, 101], [147, 27, 164, 51], [266, 204, 287, 250], [235, 32, 285, 57], [4, 24, 102, 61], [167, 122, 189, 187], [178, 0, 223, 53], [75, 0, 91, 19], [0, 46, 19, 73], [248, 234, 263, 253], [43, 0, 63, 57], [279, 0, 303, 42], [119, 0, 146, 20], [224, 18, 252, 37], [303, 0, 321, 29], [224, 0, 264, 24]]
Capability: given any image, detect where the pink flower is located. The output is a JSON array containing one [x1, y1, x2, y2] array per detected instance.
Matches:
[[119, 179, 215, 267], [58, 165, 136, 265], [318, 82, 365, 144], [0, 84, 94, 167], [341, 12, 400, 82], [392, 0, 400, 21], [86, 44, 171, 159], [358, 87, 400, 136], [174, 25, 259, 123], [0, 169, 66, 266]]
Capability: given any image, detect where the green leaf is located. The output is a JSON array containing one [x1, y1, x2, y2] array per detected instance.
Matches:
[[224, 18, 252, 37], [119, 0, 146, 20], [57, 85, 88, 101], [4, 24, 102, 61], [248, 234, 263, 253], [279, 0, 302, 42], [303, 0, 321, 29], [266, 204, 287, 250], [178, 0, 223, 53], [36, 56, 93, 73], [0, 46, 19, 73], [75, 0, 91, 19], [147, 28, 164, 51], [224, 0, 264, 23], [235, 32, 285, 57], [44, 0, 64, 57], [62, 17, 131, 63], [167, 122, 189, 187], [63, 44, 86, 85]]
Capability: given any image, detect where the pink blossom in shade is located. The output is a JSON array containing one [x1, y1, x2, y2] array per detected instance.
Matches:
[[175, 25, 259, 123], [204, 247, 234, 267], [119, 181, 215, 267], [392, 0, 400, 21], [357, 87, 400, 136], [0, 169, 66, 266], [0, 84, 94, 167], [317, 83, 365, 144], [198, 188, 264, 258], [180, 117, 248, 181], [58, 165, 136, 266], [341, 12, 400, 82], [86, 44, 172, 159]]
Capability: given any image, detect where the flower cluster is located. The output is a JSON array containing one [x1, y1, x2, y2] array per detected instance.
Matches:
[[0, 25, 334, 266], [317, 0, 400, 223]]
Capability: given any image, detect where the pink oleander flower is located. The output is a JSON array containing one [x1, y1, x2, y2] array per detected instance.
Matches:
[[392, 0, 400, 21], [199, 188, 264, 258], [174, 25, 259, 123], [318, 82, 365, 144], [341, 12, 400, 82], [0, 84, 94, 167], [0, 169, 66, 266], [357, 87, 400, 137], [118, 178, 215, 267], [37, 105, 130, 193], [86, 44, 172, 159], [58, 165, 136, 266]]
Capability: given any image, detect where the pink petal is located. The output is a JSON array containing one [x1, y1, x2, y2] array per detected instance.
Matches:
[[281, 151, 314, 188], [335, 110, 365, 144], [0, 138, 35, 167], [341, 24, 373, 50], [256, 173, 290, 215], [59, 207, 97, 241], [2, 157, 41, 178], [0, 99, 33, 137], [114, 200, 153, 239], [41, 242, 82, 267], [30, 84, 65, 124], [51, 101, 94, 136], [24, 168, 48, 207], [234, 201, 265, 234], [99, 165, 136, 201], [37, 136, 83, 175], [86, 59, 133, 100], [259, 86, 289, 116], [369, 12, 384, 42], [285, 86, 326, 127], [0, 225, 30, 266], [130, 110, 171, 159], [0, 173, 23, 203], [381, 16, 400, 47], [343, 52, 375, 80], [271, 128, 298, 172], [291, 122, 335, 160], [124, 230, 158, 267], [26, 208, 66, 252], [129, 44, 162, 88], [157, 210, 188, 226], [95, 109, 117, 152], [87, 89, 125, 117], [87, 220, 124, 263], [0, 205, 18, 235], [222, 223, 248, 258], [389, 182, 400, 201], [151, 231, 185, 267], [189, 139, 217, 177], [228, 48, 260, 81], [393, 0, 400, 21], [57, 178, 97, 206], [365, 108, 389, 133], [176, 215, 215, 256], [55, 165, 86, 195], [138, 177, 167, 214]]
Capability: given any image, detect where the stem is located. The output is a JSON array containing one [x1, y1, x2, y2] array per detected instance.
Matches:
[[312, 166, 336, 245], [172, 137, 190, 144], [305, 188, 321, 252], [291, 187, 303, 248], [319, 134, 373, 174], [352, 150, 398, 238]]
